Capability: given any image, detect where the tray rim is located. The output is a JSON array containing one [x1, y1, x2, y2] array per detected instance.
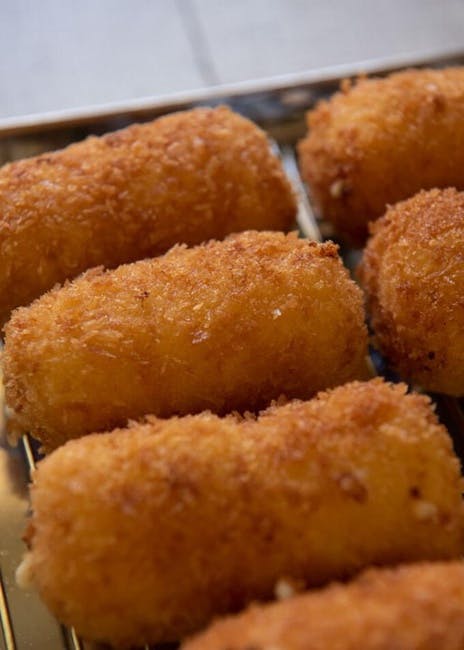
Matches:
[[2, 45, 464, 138]]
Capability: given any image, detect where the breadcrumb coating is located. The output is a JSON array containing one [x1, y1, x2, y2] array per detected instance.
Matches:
[[183, 562, 464, 650], [20, 379, 464, 646], [359, 188, 464, 396], [0, 106, 296, 325], [3, 230, 368, 450], [299, 67, 464, 243]]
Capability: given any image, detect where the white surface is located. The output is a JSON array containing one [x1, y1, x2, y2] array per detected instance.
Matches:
[[194, 0, 464, 82], [0, 0, 464, 119], [0, 0, 203, 118]]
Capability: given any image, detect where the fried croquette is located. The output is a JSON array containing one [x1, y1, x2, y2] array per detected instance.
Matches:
[[359, 188, 464, 396], [18, 379, 464, 646], [3, 231, 369, 450], [299, 67, 464, 243], [183, 562, 464, 650], [0, 106, 296, 325]]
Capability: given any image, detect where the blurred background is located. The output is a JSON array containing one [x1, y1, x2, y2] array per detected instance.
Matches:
[[2, 0, 464, 120]]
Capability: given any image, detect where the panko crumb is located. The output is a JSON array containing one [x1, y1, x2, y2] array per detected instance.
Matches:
[[274, 577, 305, 601], [16, 554, 35, 590]]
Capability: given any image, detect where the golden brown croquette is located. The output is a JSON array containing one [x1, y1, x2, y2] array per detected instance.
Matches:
[[299, 67, 464, 243], [18, 379, 464, 646], [183, 562, 464, 650], [0, 106, 296, 325], [3, 231, 368, 450], [359, 188, 464, 396]]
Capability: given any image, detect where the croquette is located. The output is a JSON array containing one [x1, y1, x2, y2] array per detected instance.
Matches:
[[3, 231, 369, 450], [18, 379, 464, 646], [359, 188, 464, 396], [0, 106, 296, 325], [183, 562, 464, 650], [299, 67, 464, 243]]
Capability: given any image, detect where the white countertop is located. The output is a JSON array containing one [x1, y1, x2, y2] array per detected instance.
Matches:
[[1, 0, 464, 120]]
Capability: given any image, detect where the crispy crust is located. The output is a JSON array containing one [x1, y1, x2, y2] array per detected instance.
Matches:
[[0, 106, 296, 325], [183, 562, 464, 650], [298, 67, 464, 243], [3, 231, 368, 450], [22, 379, 464, 646], [358, 188, 464, 395]]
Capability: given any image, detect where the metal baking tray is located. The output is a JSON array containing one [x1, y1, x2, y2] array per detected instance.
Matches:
[[1, 47, 464, 650]]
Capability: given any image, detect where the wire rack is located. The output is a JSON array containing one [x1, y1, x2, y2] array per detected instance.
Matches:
[[0, 51, 464, 650]]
